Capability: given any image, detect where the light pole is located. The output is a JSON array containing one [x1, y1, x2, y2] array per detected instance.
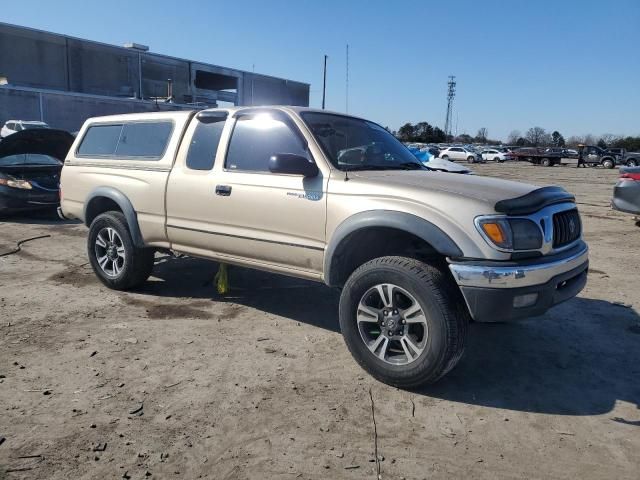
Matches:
[[322, 55, 328, 110]]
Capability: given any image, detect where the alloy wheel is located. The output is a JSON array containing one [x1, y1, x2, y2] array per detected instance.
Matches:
[[94, 227, 126, 277], [356, 283, 429, 365]]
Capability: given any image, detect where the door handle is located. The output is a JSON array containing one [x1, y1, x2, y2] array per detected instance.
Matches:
[[215, 185, 232, 196]]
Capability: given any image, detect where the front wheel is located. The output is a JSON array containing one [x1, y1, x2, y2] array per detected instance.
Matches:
[[467, 156, 475, 163], [441, 155, 449, 160], [339, 256, 468, 388], [88, 211, 155, 290]]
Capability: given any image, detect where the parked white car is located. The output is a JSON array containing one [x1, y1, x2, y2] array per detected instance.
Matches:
[[438, 146, 483, 163], [481, 149, 509, 162], [1, 120, 50, 139]]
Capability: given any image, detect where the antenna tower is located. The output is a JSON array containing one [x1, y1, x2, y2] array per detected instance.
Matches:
[[444, 76, 456, 140]]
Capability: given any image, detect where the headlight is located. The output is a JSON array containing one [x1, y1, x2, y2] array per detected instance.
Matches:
[[0, 178, 33, 190], [476, 217, 542, 251]]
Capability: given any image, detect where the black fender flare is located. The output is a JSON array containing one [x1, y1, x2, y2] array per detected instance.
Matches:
[[324, 210, 463, 286], [83, 187, 145, 248]]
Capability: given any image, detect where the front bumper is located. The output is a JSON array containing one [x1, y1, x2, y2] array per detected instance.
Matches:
[[0, 187, 59, 213], [449, 242, 589, 322]]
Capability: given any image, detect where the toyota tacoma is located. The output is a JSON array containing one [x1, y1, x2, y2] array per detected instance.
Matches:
[[59, 107, 589, 387]]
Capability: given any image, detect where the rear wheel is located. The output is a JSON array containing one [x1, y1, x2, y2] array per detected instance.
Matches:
[[626, 159, 638, 167], [602, 158, 615, 169], [494, 156, 501, 162], [467, 156, 475, 163], [541, 158, 552, 167], [339, 256, 468, 388], [441, 155, 449, 160], [88, 211, 155, 290]]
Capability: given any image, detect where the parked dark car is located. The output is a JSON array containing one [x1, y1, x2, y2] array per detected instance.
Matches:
[[0, 129, 74, 215], [543, 147, 574, 158], [612, 167, 640, 216]]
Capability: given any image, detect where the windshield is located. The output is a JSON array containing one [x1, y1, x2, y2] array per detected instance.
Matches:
[[0, 153, 62, 166], [301, 112, 424, 171], [22, 123, 49, 130]]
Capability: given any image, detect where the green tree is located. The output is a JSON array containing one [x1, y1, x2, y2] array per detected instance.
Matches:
[[551, 131, 565, 147], [432, 127, 446, 143], [397, 123, 416, 142]]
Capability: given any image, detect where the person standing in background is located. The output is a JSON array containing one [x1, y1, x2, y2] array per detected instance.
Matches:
[[577, 145, 586, 168]]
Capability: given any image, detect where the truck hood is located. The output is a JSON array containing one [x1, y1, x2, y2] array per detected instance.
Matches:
[[349, 169, 538, 207], [0, 129, 75, 161]]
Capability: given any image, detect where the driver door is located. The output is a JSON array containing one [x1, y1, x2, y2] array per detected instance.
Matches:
[[209, 112, 327, 277]]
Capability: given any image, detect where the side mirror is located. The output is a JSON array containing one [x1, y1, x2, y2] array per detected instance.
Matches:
[[268, 153, 319, 177]]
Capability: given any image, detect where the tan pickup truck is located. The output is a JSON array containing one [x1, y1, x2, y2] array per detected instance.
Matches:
[[60, 107, 589, 387]]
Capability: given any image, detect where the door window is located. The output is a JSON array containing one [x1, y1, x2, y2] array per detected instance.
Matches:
[[225, 114, 307, 172], [186, 115, 227, 170]]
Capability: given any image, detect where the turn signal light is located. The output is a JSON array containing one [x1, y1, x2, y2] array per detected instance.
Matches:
[[480, 222, 508, 246]]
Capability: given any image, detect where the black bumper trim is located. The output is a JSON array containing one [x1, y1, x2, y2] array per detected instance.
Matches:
[[460, 261, 588, 322]]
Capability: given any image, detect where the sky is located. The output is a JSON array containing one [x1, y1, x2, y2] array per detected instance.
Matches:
[[1, 0, 639, 140]]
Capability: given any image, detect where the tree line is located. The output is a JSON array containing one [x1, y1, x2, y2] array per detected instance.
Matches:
[[395, 122, 447, 143], [507, 128, 640, 150], [393, 121, 640, 151]]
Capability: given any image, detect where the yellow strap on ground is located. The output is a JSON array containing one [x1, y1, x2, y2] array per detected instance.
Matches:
[[214, 263, 229, 294]]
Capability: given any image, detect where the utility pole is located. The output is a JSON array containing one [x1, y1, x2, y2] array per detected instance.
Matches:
[[251, 63, 255, 105], [444, 76, 456, 141], [345, 44, 349, 113], [322, 55, 328, 110]]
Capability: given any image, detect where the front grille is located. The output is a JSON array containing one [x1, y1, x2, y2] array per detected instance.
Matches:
[[553, 209, 581, 248]]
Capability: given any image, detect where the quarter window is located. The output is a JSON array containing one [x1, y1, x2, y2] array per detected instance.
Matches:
[[77, 121, 173, 159], [225, 114, 307, 172], [78, 124, 122, 155], [115, 122, 173, 158], [186, 115, 227, 170]]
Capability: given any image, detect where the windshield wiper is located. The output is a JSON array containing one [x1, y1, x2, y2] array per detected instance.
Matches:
[[342, 162, 427, 172], [396, 162, 427, 170], [341, 165, 395, 172]]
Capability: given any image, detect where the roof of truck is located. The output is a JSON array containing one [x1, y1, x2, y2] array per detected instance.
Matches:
[[83, 106, 368, 125]]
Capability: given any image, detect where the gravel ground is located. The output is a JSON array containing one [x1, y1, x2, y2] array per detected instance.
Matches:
[[0, 161, 638, 480]]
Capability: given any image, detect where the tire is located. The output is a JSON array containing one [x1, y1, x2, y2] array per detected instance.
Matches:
[[602, 158, 615, 169], [494, 157, 501, 162], [626, 159, 638, 167], [87, 211, 155, 290], [339, 256, 468, 388], [541, 158, 551, 167], [467, 156, 475, 163], [441, 155, 449, 160]]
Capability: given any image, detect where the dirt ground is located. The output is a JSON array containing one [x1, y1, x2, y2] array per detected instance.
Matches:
[[0, 161, 639, 480]]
